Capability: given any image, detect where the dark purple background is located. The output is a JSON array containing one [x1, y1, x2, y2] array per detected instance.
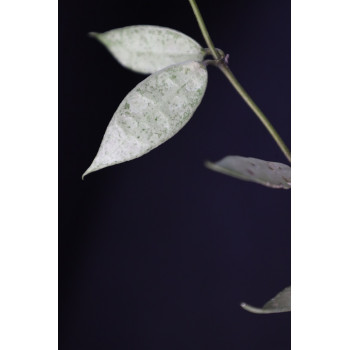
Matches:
[[59, 0, 291, 349]]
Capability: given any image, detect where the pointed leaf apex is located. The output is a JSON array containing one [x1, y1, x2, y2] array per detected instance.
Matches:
[[240, 302, 267, 314], [81, 169, 89, 180], [82, 161, 108, 179], [88, 32, 100, 38]]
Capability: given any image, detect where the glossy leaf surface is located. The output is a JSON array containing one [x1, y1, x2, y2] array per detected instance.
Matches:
[[83, 61, 208, 178], [206, 156, 291, 189], [241, 286, 291, 314], [90, 25, 205, 74]]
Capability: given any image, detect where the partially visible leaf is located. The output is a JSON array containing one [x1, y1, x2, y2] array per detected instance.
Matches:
[[90, 25, 205, 74], [241, 286, 291, 314], [83, 61, 208, 178], [205, 156, 291, 189]]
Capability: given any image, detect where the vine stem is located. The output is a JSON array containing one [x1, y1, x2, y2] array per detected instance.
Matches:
[[188, 0, 291, 163], [188, 0, 220, 60], [219, 64, 291, 162]]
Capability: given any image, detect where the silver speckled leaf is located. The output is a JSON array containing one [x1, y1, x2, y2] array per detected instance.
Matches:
[[90, 25, 205, 74], [205, 156, 291, 189], [83, 61, 208, 178], [241, 286, 291, 314]]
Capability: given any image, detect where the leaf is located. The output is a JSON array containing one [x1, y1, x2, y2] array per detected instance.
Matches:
[[241, 286, 291, 314], [83, 61, 208, 178], [90, 25, 205, 74], [205, 156, 291, 189]]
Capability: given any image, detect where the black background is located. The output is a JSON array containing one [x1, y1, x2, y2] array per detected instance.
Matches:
[[59, 0, 291, 349]]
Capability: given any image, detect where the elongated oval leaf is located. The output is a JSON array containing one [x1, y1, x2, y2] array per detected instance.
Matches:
[[205, 156, 291, 189], [241, 286, 291, 314], [83, 61, 208, 178], [90, 25, 205, 74]]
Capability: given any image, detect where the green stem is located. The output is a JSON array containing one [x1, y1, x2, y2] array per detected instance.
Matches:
[[188, 0, 220, 60], [219, 64, 291, 162], [188, 0, 291, 163]]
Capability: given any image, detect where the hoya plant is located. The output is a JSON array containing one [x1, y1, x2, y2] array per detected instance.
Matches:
[[84, 0, 291, 315]]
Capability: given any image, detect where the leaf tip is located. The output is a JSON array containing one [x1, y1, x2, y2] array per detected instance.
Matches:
[[240, 302, 264, 314], [82, 165, 94, 180], [204, 160, 221, 175], [82, 159, 111, 179], [88, 32, 100, 39], [240, 302, 247, 309], [81, 170, 88, 181], [204, 160, 214, 169]]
